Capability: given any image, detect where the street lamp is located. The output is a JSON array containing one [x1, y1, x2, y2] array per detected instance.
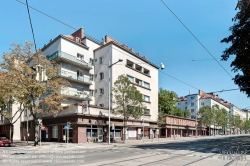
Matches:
[[108, 59, 123, 145], [141, 118, 144, 139]]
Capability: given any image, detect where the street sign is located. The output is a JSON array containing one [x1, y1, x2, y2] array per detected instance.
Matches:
[[63, 126, 68, 130]]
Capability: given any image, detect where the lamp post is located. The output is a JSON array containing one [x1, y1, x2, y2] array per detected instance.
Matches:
[[108, 59, 123, 145], [26, 109, 29, 145], [141, 118, 144, 139]]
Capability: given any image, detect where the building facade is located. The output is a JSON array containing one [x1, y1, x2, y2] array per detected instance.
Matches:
[[15, 28, 159, 143], [175, 90, 247, 135], [159, 115, 206, 138]]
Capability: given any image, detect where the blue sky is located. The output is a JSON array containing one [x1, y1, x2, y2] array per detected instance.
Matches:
[[1, 0, 249, 109]]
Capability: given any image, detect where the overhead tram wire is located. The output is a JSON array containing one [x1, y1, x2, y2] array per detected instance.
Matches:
[[18, 0, 244, 96], [16, 0, 202, 90], [16, 0, 101, 43], [160, 0, 234, 79], [25, 0, 39, 64]]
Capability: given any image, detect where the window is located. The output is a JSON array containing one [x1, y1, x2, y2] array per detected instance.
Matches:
[[143, 95, 150, 102], [201, 102, 204, 105], [191, 97, 194, 99], [100, 72, 104, 80], [115, 130, 121, 137], [185, 102, 187, 104], [86, 129, 98, 138], [99, 104, 104, 107], [143, 68, 150, 75], [77, 53, 84, 61], [143, 82, 150, 88], [99, 57, 103, 64], [77, 70, 83, 79], [95, 59, 97, 62], [191, 109, 195, 113], [95, 89, 97, 94], [126, 60, 133, 68], [100, 88, 104, 95], [90, 90, 94, 96], [52, 126, 58, 138], [135, 78, 142, 86], [191, 102, 194, 106], [95, 74, 97, 78], [90, 74, 94, 81], [178, 103, 181, 105], [144, 109, 150, 115], [127, 75, 134, 82], [89, 58, 94, 65]]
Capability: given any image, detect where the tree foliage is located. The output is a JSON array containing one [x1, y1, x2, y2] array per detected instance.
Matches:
[[221, 0, 250, 97], [157, 88, 190, 127], [0, 42, 70, 145], [111, 75, 145, 143]]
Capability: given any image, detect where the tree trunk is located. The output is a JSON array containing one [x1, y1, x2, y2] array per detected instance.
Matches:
[[10, 124, 14, 143], [214, 123, 215, 136], [33, 119, 39, 146], [123, 118, 125, 144]]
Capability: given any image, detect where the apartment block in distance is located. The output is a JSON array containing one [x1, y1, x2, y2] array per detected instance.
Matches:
[[175, 90, 247, 135]]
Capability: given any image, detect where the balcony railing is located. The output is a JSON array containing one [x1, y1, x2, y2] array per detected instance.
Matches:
[[61, 89, 92, 100], [47, 51, 93, 68], [58, 70, 92, 84]]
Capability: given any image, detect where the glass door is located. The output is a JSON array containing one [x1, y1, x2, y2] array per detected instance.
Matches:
[[98, 128, 103, 142]]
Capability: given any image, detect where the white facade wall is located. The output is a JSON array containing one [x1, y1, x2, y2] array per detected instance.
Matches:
[[229, 106, 246, 120], [94, 44, 158, 121], [176, 95, 230, 119]]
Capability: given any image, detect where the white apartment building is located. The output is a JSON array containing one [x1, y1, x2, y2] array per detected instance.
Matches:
[[7, 28, 159, 143], [175, 90, 247, 135]]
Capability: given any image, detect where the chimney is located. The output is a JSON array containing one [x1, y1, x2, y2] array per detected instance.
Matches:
[[71, 28, 84, 40]]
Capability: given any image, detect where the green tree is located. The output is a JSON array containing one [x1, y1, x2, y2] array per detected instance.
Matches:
[[0, 42, 70, 146], [183, 109, 190, 118], [158, 88, 178, 115], [242, 120, 250, 133], [221, 0, 250, 97], [111, 75, 145, 143], [234, 115, 242, 134], [211, 105, 220, 136], [215, 108, 229, 135], [198, 106, 213, 135]]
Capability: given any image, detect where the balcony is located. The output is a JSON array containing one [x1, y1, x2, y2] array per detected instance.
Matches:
[[61, 89, 92, 100], [57, 70, 92, 85], [47, 51, 93, 69]]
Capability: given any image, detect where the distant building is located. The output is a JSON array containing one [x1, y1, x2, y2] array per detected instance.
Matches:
[[175, 90, 246, 135]]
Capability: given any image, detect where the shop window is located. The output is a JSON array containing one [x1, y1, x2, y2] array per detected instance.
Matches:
[[161, 129, 166, 136], [52, 126, 58, 138]]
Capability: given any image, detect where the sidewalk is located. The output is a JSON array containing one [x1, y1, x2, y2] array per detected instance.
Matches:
[[11, 134, 250, 149]]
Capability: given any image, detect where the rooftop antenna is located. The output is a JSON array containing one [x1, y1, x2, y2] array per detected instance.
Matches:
[[189, 89, 191, 95]]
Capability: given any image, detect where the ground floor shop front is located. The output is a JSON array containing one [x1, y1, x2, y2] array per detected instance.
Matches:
[[20, 115, 159, 143]]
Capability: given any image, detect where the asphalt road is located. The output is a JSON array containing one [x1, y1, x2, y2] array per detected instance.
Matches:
[[0, 135, 250, 166]]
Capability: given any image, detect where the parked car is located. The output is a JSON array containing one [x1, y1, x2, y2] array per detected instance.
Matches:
[[0, 137, 11, 147]]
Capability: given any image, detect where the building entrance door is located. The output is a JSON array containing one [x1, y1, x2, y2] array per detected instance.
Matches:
[[98, 128, 103, 142]]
